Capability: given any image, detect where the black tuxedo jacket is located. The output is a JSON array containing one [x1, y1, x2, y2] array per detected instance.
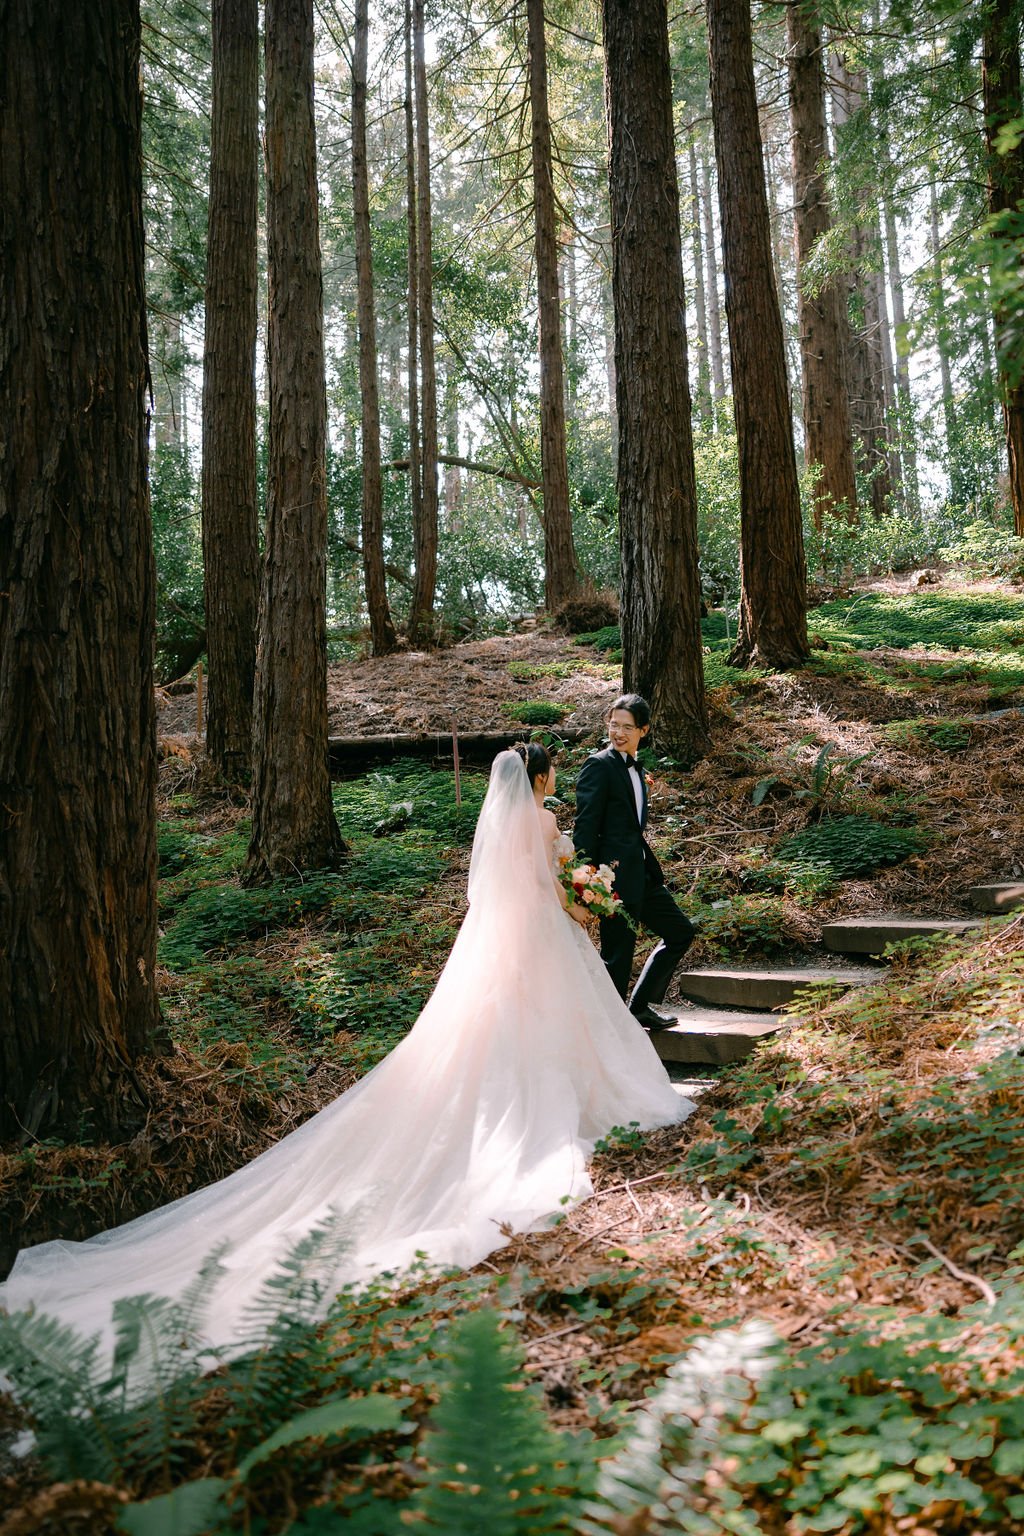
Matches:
[[573, 746, 664, 915]]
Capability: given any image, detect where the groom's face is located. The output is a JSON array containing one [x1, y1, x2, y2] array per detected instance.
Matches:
[[608, 709, 649, 754]]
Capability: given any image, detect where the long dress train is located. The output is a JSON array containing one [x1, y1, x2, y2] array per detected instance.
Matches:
[[0, 752, 693, 1357]]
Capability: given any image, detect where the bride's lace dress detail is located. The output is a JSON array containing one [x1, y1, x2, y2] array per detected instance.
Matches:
[[0, 753, 692, 1356]]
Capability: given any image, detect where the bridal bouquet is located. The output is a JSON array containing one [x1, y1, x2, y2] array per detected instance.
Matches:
[[554, 836, 625, 920]]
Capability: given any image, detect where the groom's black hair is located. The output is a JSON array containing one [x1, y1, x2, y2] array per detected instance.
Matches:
[[608, 692, 650, 728], [513, 739, 552, 787]]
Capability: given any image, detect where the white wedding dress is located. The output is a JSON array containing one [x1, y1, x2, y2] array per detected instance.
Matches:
[[0, 752, 692, 1358]]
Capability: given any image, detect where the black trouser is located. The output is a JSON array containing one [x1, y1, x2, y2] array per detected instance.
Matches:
[[598, 881, 695, 1012]]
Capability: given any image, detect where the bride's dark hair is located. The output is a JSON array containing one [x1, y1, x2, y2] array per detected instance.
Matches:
[[512, 740, 551, 788]]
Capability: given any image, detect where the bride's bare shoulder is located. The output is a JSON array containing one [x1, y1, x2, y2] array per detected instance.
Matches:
[[536, 804, 559, 840]]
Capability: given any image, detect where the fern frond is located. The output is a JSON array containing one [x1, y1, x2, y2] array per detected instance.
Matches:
[[412, 1308, 589, 1535]]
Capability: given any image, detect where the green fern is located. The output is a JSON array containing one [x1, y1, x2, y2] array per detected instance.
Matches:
[[777, 815, 923, 880], [412, 1308, 592, 1534]]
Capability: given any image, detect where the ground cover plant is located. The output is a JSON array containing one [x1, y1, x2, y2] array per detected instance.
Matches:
[[3, 571, 1024, 1533]]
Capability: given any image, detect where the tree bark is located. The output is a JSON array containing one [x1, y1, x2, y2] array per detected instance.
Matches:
[[403, 0, 423, 611], [352, 0, 398, 653], [787, 0, 857, 526], [830, 48, 892, 519], [982, 0, 1024, 537], [602, 0, 708, 761], [881, 182, 919, 509], [528, 0, 578, 609], [0, 0, 161, 1141], [688, 138, 712, 425], [408, 0, 440, 640], [707, 0, 809, 669], [701, 152, 727, 404], [928, 177, 962, 502], [202, 0, 261, 780], [247, 0, 344, 877]]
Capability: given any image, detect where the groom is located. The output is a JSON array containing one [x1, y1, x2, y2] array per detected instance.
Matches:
[[573, 693, 695, 1031]]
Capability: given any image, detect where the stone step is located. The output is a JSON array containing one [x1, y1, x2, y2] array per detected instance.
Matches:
[[968, 882, 1024, 914], [821, 915, 986, 956], [651, 1008, 782, 1068], [675, 964, 879, 1012]]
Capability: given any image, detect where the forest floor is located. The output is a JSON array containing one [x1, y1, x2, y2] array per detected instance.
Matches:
[[4, 567, 1024, 1534]]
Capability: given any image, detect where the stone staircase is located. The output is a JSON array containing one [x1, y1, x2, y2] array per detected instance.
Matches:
[[653, 879, 1024, 1075]]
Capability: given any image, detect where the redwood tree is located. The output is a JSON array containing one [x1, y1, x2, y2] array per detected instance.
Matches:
[[708, 0, 809, 668], [408, 0, 440, 641], [0, 0, 161, 1140], [247, 0, 343, 875], [787, 0, 857, 526], [528, 0, 579, 609], [202, 0, 261, 779], [982, 0, 1024, 537], [602, 0, 708, 760], [353, 0, 398, 654]]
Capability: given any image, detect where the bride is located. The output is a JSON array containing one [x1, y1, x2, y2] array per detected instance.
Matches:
[[0, 746, 693, 1356]]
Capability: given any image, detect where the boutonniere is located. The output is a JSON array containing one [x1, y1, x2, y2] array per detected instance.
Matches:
[[644, 771, 654, 786]]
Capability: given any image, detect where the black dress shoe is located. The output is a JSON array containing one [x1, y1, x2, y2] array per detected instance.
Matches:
[[631, 1005, 673, 1033]]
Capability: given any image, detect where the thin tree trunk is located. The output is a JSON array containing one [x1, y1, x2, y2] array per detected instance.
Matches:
[[830, 48, 891, 519], [708, 0, 809, 669], [882, 185, 919, 508], [202, 0, 260, 779], [873, 249, 904, 503], [787, 0, 857, 526], [688, 138, 712, 425], [528, 0, 578, 609], [929, 177, 961, 499], [352, 0, 397, 653], [602, 0, 708, 760], [982, 0, 1024, 536], [403, 0, 423, 597], [565, 232, 579, 415], [701, 152, 727, 404], [408, 0, 440, 639], [247, 0, 343, 876], [0, 0, 161, 1141]]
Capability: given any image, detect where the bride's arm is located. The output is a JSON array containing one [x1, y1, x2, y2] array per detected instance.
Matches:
[[541, 810, 590, 927]]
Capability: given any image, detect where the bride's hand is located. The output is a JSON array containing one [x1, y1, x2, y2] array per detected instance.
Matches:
[[568, 903, 591, 928]]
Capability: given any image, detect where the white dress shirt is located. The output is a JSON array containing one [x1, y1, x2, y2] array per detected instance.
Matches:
[[618, 751, 644, 822]]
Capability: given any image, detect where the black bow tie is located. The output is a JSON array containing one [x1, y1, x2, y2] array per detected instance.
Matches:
[[621, 753, 637, 771]]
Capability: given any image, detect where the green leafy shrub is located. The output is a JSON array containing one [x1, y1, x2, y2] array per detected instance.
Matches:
[[940, 517, 1024, 578], [695, 895, 793, 957], [159, 875, 342, 970], [573, 623, 622, 653], [156, 825, 201, 877], [585, 1304, 1024, 1535], [807, 590, 1024, 654], [334, 762, 487, 844], [501, 699, 570, 725], [777, 816, 923, 880], [882, 717, 975, 753]]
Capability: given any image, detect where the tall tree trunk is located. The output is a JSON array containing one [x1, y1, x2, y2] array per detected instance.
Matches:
[[787, 0, 857, 526], [564, 232, 579, 416], [688, 138, 712, 425], [708, 0, 809, 669], [982, 0, 1024, 536], [929, 178, 962, 501], [528, 0, 578, 609], [202, 0, 260, 779], [873, 251, 903, 503], [882, 184, 919, 509], [602, 0, 708, 761], [830, 48, 892, 519], [403, 0, 423, 601], [0, 0, 161, 1141], [352, 0, 397, 653], [408, 0, 440, 639], [247, 0, 343, 876], [701, 152, 727, 404]]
